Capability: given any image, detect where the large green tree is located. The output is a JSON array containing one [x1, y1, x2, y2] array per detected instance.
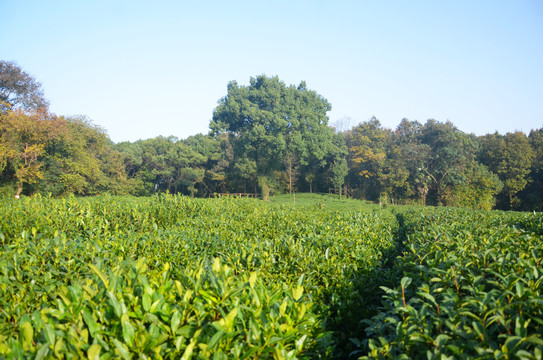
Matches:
[[379, 146, 411, 205], [387, 119, 429, 204], [521, 128, 543, 210], [442, 162, 503, 210], [480, 131, 535, 209], [210, 75, 336, 200], [182, 133, 234, 195], [418, 120, 477, 205], [326, 133, 349, 198], [116, 136, 207, 196]]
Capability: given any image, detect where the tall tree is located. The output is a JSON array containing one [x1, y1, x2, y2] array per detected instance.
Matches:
[[345, 117, 388, 200], [283, 152, 299, 194], [522, 128, 543, 210], [56, 116, 134, 195], [325, 132, 349, 198], [442, 162, 503, 210], [418, 120, 477, 205], [480, 131, 534, 209], [210, 75, 335, 200], [182, 133, 232, 195], [0, 60, 49, 113], [388, 119, 429, 204], [379, 147, 411, 205], [118, 136, 207, 196], [165, 140, 206, 195], [0, 109, 66, 197]]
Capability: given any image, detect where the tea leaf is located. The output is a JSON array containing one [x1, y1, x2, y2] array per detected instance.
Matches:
[[87, 344, 101, 360]]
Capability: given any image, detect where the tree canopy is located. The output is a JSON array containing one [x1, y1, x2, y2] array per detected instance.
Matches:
[[1, 62, 542, 210], [0, 61, 49, 113], [210, 75, 335, 200]]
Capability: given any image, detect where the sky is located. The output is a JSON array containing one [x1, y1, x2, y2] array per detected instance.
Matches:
[[1, 0, 542, 143]]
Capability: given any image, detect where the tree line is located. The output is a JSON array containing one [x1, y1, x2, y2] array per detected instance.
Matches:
[[1, 61, 541, 210]]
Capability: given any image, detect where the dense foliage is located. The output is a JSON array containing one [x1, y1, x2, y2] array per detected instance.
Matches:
[[359, 208, 543, 359], [1, 61, 542, 210], [0, 194, 400, 358], [0, 195, 542, 358], [210, 76, 339, 200]]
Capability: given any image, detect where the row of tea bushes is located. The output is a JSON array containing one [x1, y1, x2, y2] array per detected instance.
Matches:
[[3, 256, 324, 359], [0, 195, 400, 358], [359, 208, 543, 359]]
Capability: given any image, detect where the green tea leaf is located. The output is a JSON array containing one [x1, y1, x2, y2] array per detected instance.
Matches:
[[515, 281, 525, 298], [401, 277, 412, 289], [279, 298, 288, 316], [178, 325, 195, 338], [122, 319, 135, 347], [20, 321, 33, 351], [180, 340, 196, 360], [435, 334, 450, 347], [89, 264, 109, 289], [107, 291, 123, 318], [142, 293, 151, 312], [35, 345, 49, 360], [112, 338, 131, 360], [224, 307, 238, 330], [249, 272, 257, 289], [292, 285, 303, 301], [296, 334, 308, 352], [54, 338, 65, 358], [87, 344, 101, 360], [43, 323, 56, 345], [212, 257, 221, 273], [208, 329, 225, 349], [82, 309, 100, 337], [171, 310, 181, 334]]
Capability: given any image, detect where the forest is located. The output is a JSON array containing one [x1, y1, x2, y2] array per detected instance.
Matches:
[[1, 60, 542, 211]]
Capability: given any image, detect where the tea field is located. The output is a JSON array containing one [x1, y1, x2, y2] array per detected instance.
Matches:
[[0, 194, 541, 359]]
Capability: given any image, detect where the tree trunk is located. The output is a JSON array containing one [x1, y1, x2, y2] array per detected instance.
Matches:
[[509, 192, 515, 210], [418, 185, 428, 206], [259, 177, 270, 201], [284, 153, 299, 194], [15, 182, 23, 198], [262, 185, 270, 201]]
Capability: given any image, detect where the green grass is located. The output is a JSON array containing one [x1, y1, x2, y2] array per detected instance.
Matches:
[[265, 192, 382, 212]]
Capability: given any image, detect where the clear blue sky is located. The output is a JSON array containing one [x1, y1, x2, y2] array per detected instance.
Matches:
[[1, 0, 542, 143]]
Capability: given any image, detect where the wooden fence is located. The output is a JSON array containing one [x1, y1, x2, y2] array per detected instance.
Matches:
[[209, 193, 261, 198]]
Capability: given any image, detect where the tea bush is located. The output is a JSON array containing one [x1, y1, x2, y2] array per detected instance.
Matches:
[[359, 208, 543, 359], [0, 194, 399, 358]]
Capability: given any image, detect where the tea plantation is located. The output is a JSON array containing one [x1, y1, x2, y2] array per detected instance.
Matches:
[[0, 195, 541, 359]]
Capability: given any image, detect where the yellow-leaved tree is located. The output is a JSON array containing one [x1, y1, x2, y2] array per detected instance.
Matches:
[[0, 109, 66, 197]]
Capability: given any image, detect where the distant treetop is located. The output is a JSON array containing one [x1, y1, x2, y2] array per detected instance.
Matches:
[[0, 60, 49, 113]]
